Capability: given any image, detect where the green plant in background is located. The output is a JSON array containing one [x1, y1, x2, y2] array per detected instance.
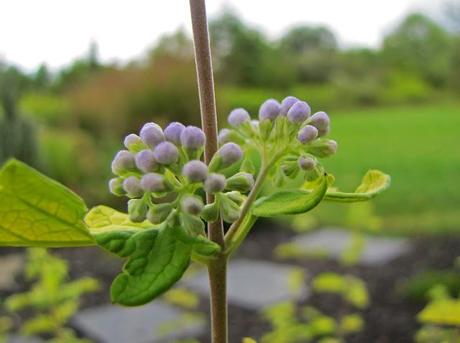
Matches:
[[0, 66, 39, 166], [415, 285, 460, 343], [4, 249, 99, 343], [0, 315, 12, 343], [0, 1, 389, 342]]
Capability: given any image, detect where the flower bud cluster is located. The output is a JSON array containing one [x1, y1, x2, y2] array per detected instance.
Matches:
[[109, 121, 254, 231], [218, 95, 338, 184]]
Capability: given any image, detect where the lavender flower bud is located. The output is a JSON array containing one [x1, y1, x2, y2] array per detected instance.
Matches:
[[181, 196, 204, 215], [218, 129, 232, 145], [140, 122, 165, 148], [310, 112, 330, 131], [128, 199, 148, 222], [135, 149, 157, 173], [180, 126, 205, 150], [298, 156, 316, 171], [204, 173, 227, 194], [226, 172, 254, 192], [228, 108, 250, 127], [123, 134, 144, 151], [108, 178, 125, 196], [153, 141, 179, 165], [164, 122, 185, 145], [122, 176, 143, 198], [259, 99, 281, 121], [111, 150, 135, 175], [279, 96, 298, 116], [219, 143, 243, 167], [297, 125, 318, 144], [182, 160, 208, 182], [140, 173, 165, 192], [287, 101, 311, 123]]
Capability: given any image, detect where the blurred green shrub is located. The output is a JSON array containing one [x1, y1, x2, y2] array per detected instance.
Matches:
[[5, 249, 99, 343]]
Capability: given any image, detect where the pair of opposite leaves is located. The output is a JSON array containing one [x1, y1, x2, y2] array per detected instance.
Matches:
[[0, 160, 389, 306]]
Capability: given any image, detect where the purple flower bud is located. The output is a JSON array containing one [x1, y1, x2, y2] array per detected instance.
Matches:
[[183, 160, 208, 182], [164, 122, 185, 145], [228, 108, 250, 127], [108, 178, 125, 196], [122, 176, 143, 198], [135, 149, 157, 173], [287, 101, 311, 123], [279, 96, 298, 116], [140, 173, 165, 192], [310, 111, 330, 135], [181, 196, 204, 215], [259, 99, 281, 121], [298, 156, 316, 171], [123, 134, 143, 151], [180, 126, 206, 150], [297, 125, 318, 144], [140, 122, 165, 148], [111, 150, 135, 175], [204, 173, 227, 194], [219, 143, 243, 166], [153, 141, 179, 165], [218, 129, 232, 145]]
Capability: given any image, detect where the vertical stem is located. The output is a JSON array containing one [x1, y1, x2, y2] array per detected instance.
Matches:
[[189, 1, 227, 342]]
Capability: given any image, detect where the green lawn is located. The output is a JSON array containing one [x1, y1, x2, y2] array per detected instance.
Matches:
[[310, 102, 460, 235]]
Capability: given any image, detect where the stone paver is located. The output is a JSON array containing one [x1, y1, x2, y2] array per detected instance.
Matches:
[[292, 228, 411, 266], [0, 254, 24, 290], [73, 301, 205, 343], [6, 336, 43, 343], [184, 259, 309, 310]]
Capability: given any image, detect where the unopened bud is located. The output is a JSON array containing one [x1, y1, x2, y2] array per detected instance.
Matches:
[[201, 202, 219, 222], [310, 111, 330, 136], [140, 173, 166, 192], [140, 122, 165, 148], [153, 141, 179, 165], [164, 122, 185, 145], [297, 125, 318, 144], [183, 160, 208, 183], [228, 108, 251, 127], [124, 134, 145, 152], [287, 101, 311, 123], [220, 195, 241, 223], [298, 156, 316, 171], [204, 173, 227, 194], [122, 176, 143, 198], [181, 196, 204, 215], [108, 177, 125, 196], [308, 139, 337, 157], [128, 199, 148, 222], [225, 191, 246, 205], [259, 99, 280, 121], [147, 203, 172, 224], [180, 126, 205, 150], [226, 172, 254, 192], [135, 149, 157, 173], [219, 143, 243, 167], [111, 150, 136, 175], [279, 96, 299, 116]]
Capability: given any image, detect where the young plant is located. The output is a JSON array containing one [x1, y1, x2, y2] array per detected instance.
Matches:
[[0, 1, 390, 342], [4, 249, 99, 343]]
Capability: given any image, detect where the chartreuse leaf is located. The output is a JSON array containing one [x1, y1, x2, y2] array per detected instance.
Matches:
[[95, 220, 220, 306], [85, 205, 151, 234], [0, 159, 94, 247], [322, 170, 390, 202], [252, 175, 328, 217], [418, 299, 460, 326]]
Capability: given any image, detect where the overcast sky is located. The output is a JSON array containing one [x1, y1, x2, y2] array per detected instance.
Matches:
[[0, 0, 446, 71]]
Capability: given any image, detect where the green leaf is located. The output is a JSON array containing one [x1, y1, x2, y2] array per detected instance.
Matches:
[[85, 205, 151, 234], [418, 299, 460, 326], [102, 222, 220, 306], [252, 175, 328, 217], [323, 170, 390, 202], [0, 159, 93, 247]]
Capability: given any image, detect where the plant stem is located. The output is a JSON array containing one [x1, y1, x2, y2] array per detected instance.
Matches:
[[189, 1, 227, 342]]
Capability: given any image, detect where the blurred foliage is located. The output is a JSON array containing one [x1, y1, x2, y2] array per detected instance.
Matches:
[[415, 285, 460, 342], [4, 249, 99, 343], [401, 270, 460, 302]]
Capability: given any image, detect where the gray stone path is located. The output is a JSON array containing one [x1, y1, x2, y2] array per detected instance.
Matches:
[[73, 301, 205, 343], [6, 336, 43, 343], [184, 259, 309, 310], [0, 254, 23, 290], [291, 228, 411, 266]]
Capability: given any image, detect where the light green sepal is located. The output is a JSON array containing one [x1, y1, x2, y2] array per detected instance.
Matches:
[[322, 170, 390, 202], [252, 175, 328, 217], [0, 159, 94, 247]]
